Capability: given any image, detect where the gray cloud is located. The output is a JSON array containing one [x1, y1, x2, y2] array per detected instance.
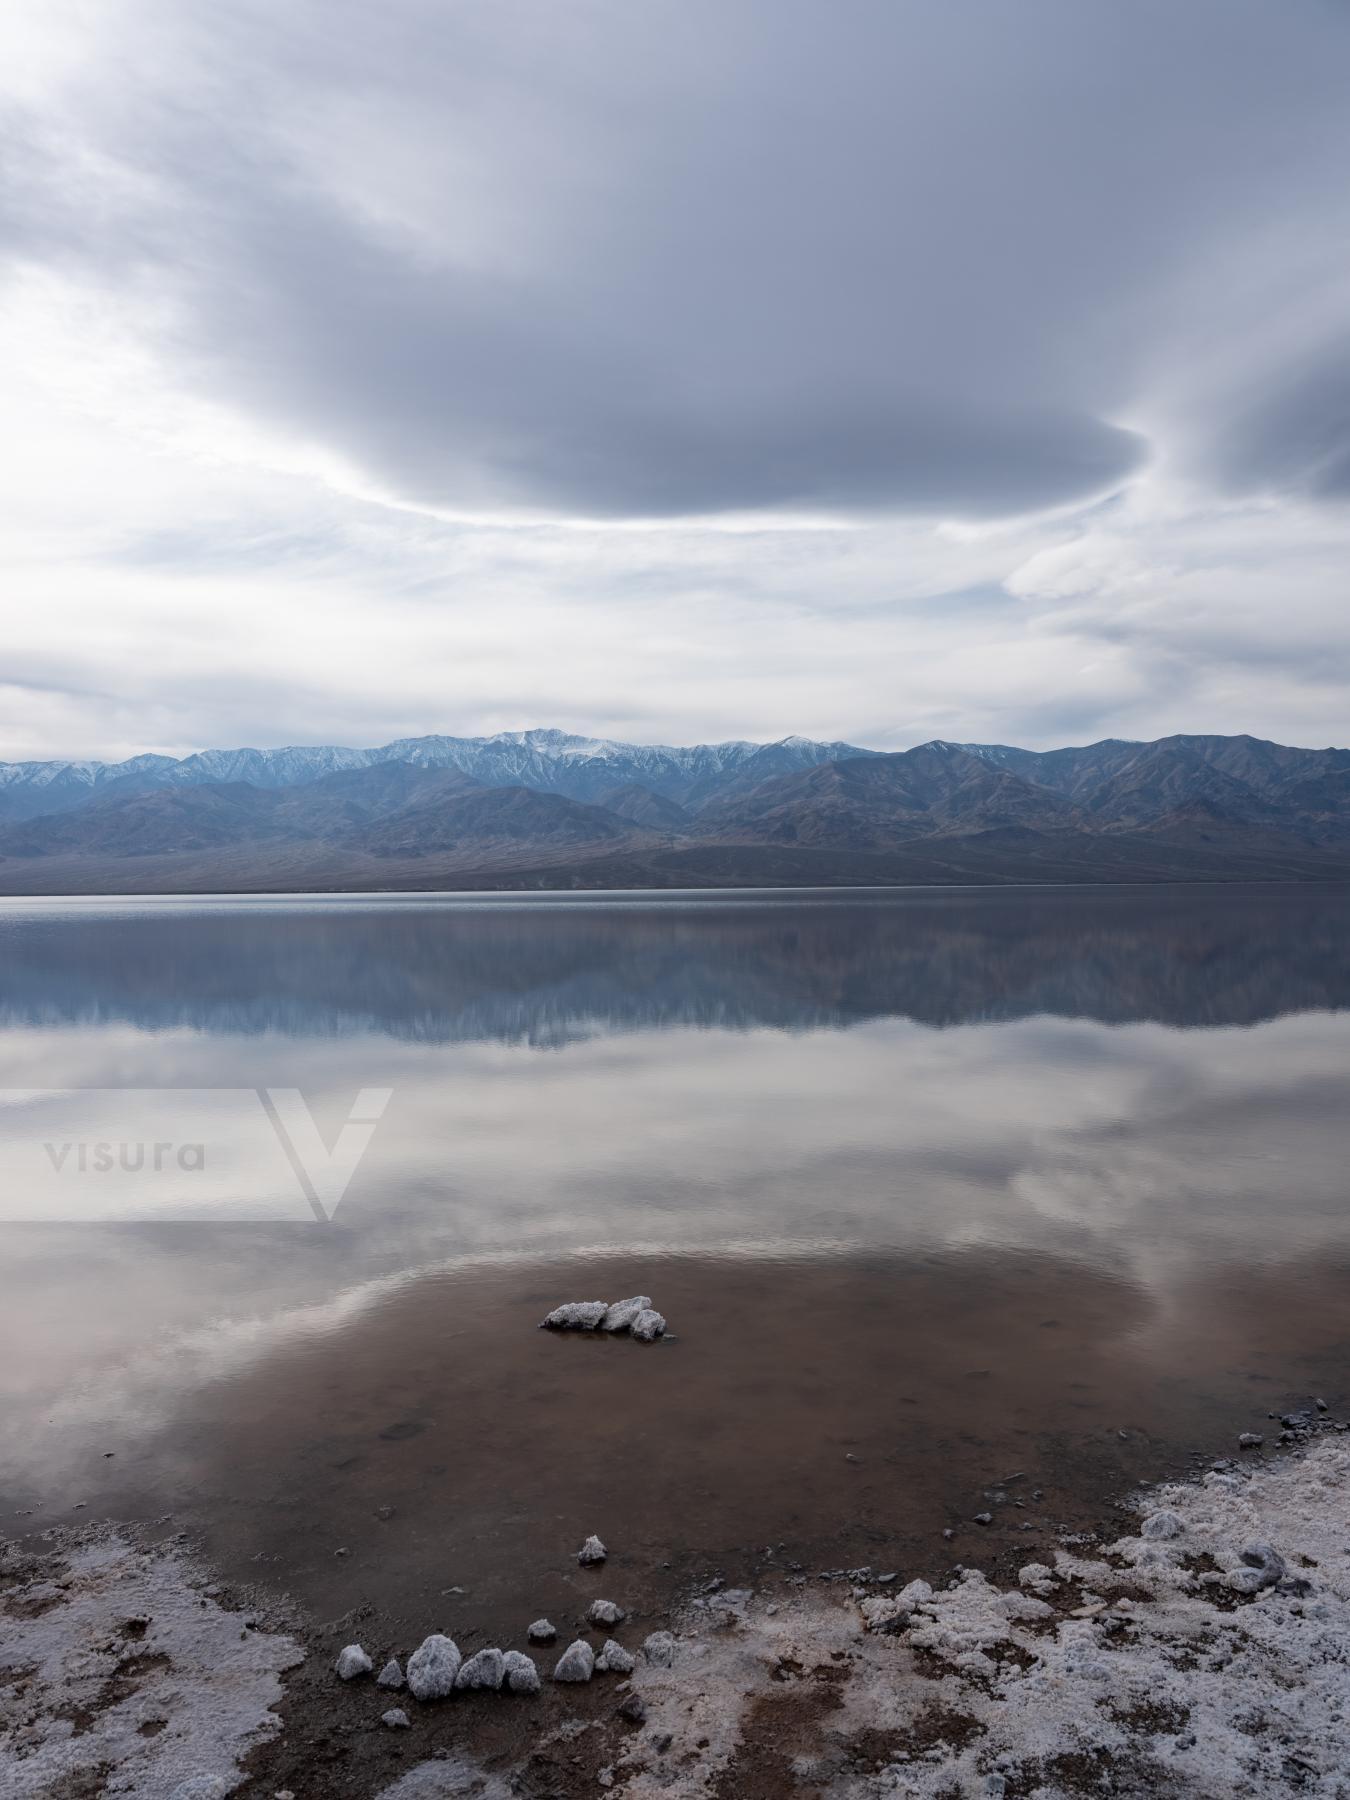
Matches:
[[7, 0, 1349, 521], [3, 0, 1350, 765]]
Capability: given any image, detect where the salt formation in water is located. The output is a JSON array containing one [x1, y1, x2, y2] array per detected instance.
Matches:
[[335, 1643, 372, 1680], [541, 1297, 669, 1338], [601, 1296, 652, 1331], [454, 1646, 506, 1690], [553, 1639, 596, 1682], [540, 1301, 609, 1330], [406, 1633, 461, 1700], [577, 1533, 608, 1564], [588, 1598, 625, 1625], [527, 1618, 557, 1642], [595, 1638, 636, 1674], [377, 1657, 404, 1688], [503, 1649, 542, 1693]]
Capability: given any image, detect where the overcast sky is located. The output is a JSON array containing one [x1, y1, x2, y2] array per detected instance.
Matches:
[[2, 0, 1349, 763]]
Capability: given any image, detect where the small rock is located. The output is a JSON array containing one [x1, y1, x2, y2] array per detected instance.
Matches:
[[336, 1644, 373, 1680], [406, 1633, 461, 1701], [374, 1505, 395, 1521], [527, 1618, 557, 1643], [578, 1534, 608, 1565], [618, 1692, 647, 1724], [381, 1708, 410, 1729], [503, 1649, 541, 1694], [1238, 1432, 1264, 1449], [595, 1638, 636, 1674], [553, 1639, 596, 1682], [601, 1296, 652, 1332], [541, 1301, 609, 1331], [1239, 1542, 1286, 1590], [377, 1659, 405, 1690], [1315, 1397, 1328, 1413], [334, 1546, 350, 1558], [455, 1647, 506, 1691], [630, 1308, 667, 1342], [588, 1599, 625, 1626], [643, 1630, 676, 1667], [973, 1512, 993, 1526]]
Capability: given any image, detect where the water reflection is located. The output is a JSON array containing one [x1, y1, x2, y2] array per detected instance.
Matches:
[[2, 882, 1349, 1040], [0, 885, 1347, 1617]]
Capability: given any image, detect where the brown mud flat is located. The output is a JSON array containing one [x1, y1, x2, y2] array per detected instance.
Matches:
[[19, 1245, 1350, 1649]]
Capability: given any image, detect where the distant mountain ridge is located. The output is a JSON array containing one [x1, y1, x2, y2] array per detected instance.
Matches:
[[0, 728, 1347, 893], [0, 728, 873, 822]]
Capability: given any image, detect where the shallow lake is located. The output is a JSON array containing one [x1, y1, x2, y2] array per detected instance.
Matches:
[[1, 883, 1348, 1641]]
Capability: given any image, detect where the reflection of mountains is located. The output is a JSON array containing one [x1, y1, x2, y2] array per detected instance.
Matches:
[[2, 886, 1348, 1042]]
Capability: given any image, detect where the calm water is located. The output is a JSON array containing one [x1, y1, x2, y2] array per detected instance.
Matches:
[[1, 883, 1348, 1641]]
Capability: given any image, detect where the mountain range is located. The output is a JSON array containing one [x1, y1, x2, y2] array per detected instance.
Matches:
[[0, 727, 1347, 893]]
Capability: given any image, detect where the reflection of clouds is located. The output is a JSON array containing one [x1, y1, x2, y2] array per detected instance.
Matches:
[[1, 1007, 1348, 1487]]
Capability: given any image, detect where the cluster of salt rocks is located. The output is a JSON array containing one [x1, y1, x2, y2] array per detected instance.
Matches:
[[335, 1534, 651, 1708], [541, 1294, 667, 1341]]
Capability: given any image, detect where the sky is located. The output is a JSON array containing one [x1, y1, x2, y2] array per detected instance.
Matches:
[[2, 0, 1349, 765]]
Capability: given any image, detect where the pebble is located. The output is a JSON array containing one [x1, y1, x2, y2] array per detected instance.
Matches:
[[377, 1659, 405, 1690], [595, 1638, 636, 1674], [455, 1647, 506, 1691], [601, 1296, 652, 1332], [503, 1649, 541, 1694], [406, 1633, 462, 1701], [335, 1644, 373, 1680], [618, 1693, 647, 1724], [527, 1618, 557, 1643], [588, 1599, 625, 1626], [553, 1639, 596, 1682], [630, 1309, 667, 1342], [381, 1709, 410, 1729], [577, 1534, 608, 1565], [541, 1301, 609, 1330], [643, 1630, 676, 1667], [973, 1512, 993, 1526]]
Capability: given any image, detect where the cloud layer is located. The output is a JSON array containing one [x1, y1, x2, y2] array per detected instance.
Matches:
[[1, 0, 1349, 757]]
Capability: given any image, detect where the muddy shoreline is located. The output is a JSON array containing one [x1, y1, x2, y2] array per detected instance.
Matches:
[[4, 1399, 1347, 1799]]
